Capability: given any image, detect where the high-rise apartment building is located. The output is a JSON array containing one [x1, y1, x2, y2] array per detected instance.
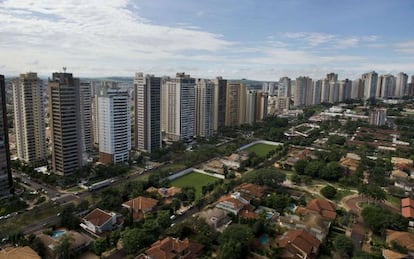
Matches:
[[294, 76, 312, 107], [12, 73, 47, 165], [377, 74, 396, 99], [408, 76, 414, 97], [369, 108, 387, 126], [213, 77, 227, 131], [362, 71, 378, 100], [0, 75, 13, 197], [245, 90, 257, 125], [134, 73, 161, 152], [326, 73, 338, 82], [225, 83, 247, 126], [195, 79, 215, 138], [80, 81, 93, 155], [321, 79, 330, 103], [312, 80, 322, 105], [255, 92, 268, 122], [328, 82, 339, 103], [262, 82, 278, 96], [351, 79, 364, 100], [98, 89, 130, 164], [339, 79, 352, 102], [395, 72, 408, 98], [162, 73, 195, 141], [278, 77, 291, 97], [49, 72, 82, 175]]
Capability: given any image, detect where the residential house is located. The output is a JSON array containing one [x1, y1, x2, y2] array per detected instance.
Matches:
[[80, 208, 121, 235], [216, 192, 249, 215], [392, 170, 414, 192], [340, 153, 361, 174], [137, 237, 203, 259], [386, 230, 414, 252], [122, 196, 158, 220], [401, 197, 414, 227], [37, 231, 92, 258], [220, 152, 249, 169], [278, 213, 330, 241], [306, 198, 337, 221], [276, 229, 321, 259], [198, 208, 231, 231], [0, 246, 40, 259], [234, 183, 266, 199]]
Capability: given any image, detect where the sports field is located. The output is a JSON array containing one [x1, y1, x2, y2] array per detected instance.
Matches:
[[170, 172, 219, 199], [243, 143, 278, 158]]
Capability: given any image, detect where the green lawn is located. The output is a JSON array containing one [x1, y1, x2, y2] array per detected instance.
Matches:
[[170, 172, 219, 199], [244, 143, 278, 158]]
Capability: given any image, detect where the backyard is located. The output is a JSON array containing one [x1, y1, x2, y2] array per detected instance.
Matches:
[[170, 172, 219, 199], [243, 143, 279, 158]]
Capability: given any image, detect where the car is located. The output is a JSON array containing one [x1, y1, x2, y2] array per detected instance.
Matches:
[[170, 215, 176, 220]]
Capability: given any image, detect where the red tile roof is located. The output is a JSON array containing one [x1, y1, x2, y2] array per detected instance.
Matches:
[[386, 230, 414, 251], [83, 208, 112, 227], [234, 183, 266, 198], [401, 197, 414, 208], [402, 207, 414, 219], [122, 196, 158, 211], [277, 229, 320, 259], [145, 237, 203, 259], [306, 199, 336, 220]]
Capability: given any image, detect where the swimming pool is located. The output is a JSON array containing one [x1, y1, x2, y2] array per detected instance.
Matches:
[[51, 230, 66, 239], [259, 234, 269, 245]]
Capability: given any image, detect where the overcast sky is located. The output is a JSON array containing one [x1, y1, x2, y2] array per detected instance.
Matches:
[[1, 0, 414, 80]]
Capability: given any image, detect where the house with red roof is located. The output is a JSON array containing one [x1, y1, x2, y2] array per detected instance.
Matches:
[[306, 198, 337, 221], [122, 196, 158, 220], [401, 197, 414, 227], [137, 237, 203, 259], [80, 208, 122, 235], [276, 229, 320, 259]]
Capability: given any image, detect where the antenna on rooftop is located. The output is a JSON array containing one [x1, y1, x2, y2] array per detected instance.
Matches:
[[63, 67, 67, 73]]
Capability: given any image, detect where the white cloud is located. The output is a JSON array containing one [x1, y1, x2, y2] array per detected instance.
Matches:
[[0, 0, 232, 76], [395, 41, 414, 54]]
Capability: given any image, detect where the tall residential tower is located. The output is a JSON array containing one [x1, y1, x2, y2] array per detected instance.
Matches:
[[12, 73, 47, 165], [134, 73, 161, 153], [0, 75, 13, 196]]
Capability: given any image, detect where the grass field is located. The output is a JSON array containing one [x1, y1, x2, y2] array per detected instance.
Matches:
[[170, 172, 219, 199], [244, 143, 278, 158]]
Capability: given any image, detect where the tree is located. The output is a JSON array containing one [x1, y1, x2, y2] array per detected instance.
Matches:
[[121, 228, 150, 255], [243, 168, 285, 189], [156, 210, 171, 229], [219, 224, 253, 259], [294, 160, 308, 175], [319, 161, 343, 181], [93, 237, 108, 256], [60, 204, 80, 230], [333, 234, 354, 258], [327, 135, 346, 146], [53, 234, 73, 259], [320, 185, 337, 199], [304, 160, 324, 177], [362, 205, 408, 234]]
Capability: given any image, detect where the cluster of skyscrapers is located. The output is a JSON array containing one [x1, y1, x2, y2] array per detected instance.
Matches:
[[264, 72, 413, 109], [0, 70, 414, 197]]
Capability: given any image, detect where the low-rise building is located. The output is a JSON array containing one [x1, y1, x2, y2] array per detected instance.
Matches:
[[306, 198, 337, 221], [215, 192, 249, 215], [401, 197, 414, 227], [0, 246, 40, 259], [276, 229, 320, 259], [80, 208, 122, 235], [137, 237, 203, 259], [198, 208, 231, 231], [278, 213, 330, 241], [122, 196, 158, 220], [37, 230, 92, 258]]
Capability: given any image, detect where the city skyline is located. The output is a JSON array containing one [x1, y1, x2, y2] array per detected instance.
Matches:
[[1, 0, 414, 80]]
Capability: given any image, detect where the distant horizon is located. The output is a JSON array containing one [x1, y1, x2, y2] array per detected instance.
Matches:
[[1, 0, 414, 80]]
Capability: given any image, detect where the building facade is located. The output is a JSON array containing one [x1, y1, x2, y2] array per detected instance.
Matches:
[[294, 76, 313, 107], [49, 73, 83, 175], [134, 73, 161, 153], [162, 73, 195, 141], [80, 81, 93, 156], [195, 79, 214, 138], [213, 77, 227, 131], [0, 75, 13, 196], [98, 89, 131, 164], [12, 73, 47, 165], [225, 83, 247, 127]]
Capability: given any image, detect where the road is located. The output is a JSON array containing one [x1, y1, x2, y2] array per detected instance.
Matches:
[[12, 170, 59, 198]]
